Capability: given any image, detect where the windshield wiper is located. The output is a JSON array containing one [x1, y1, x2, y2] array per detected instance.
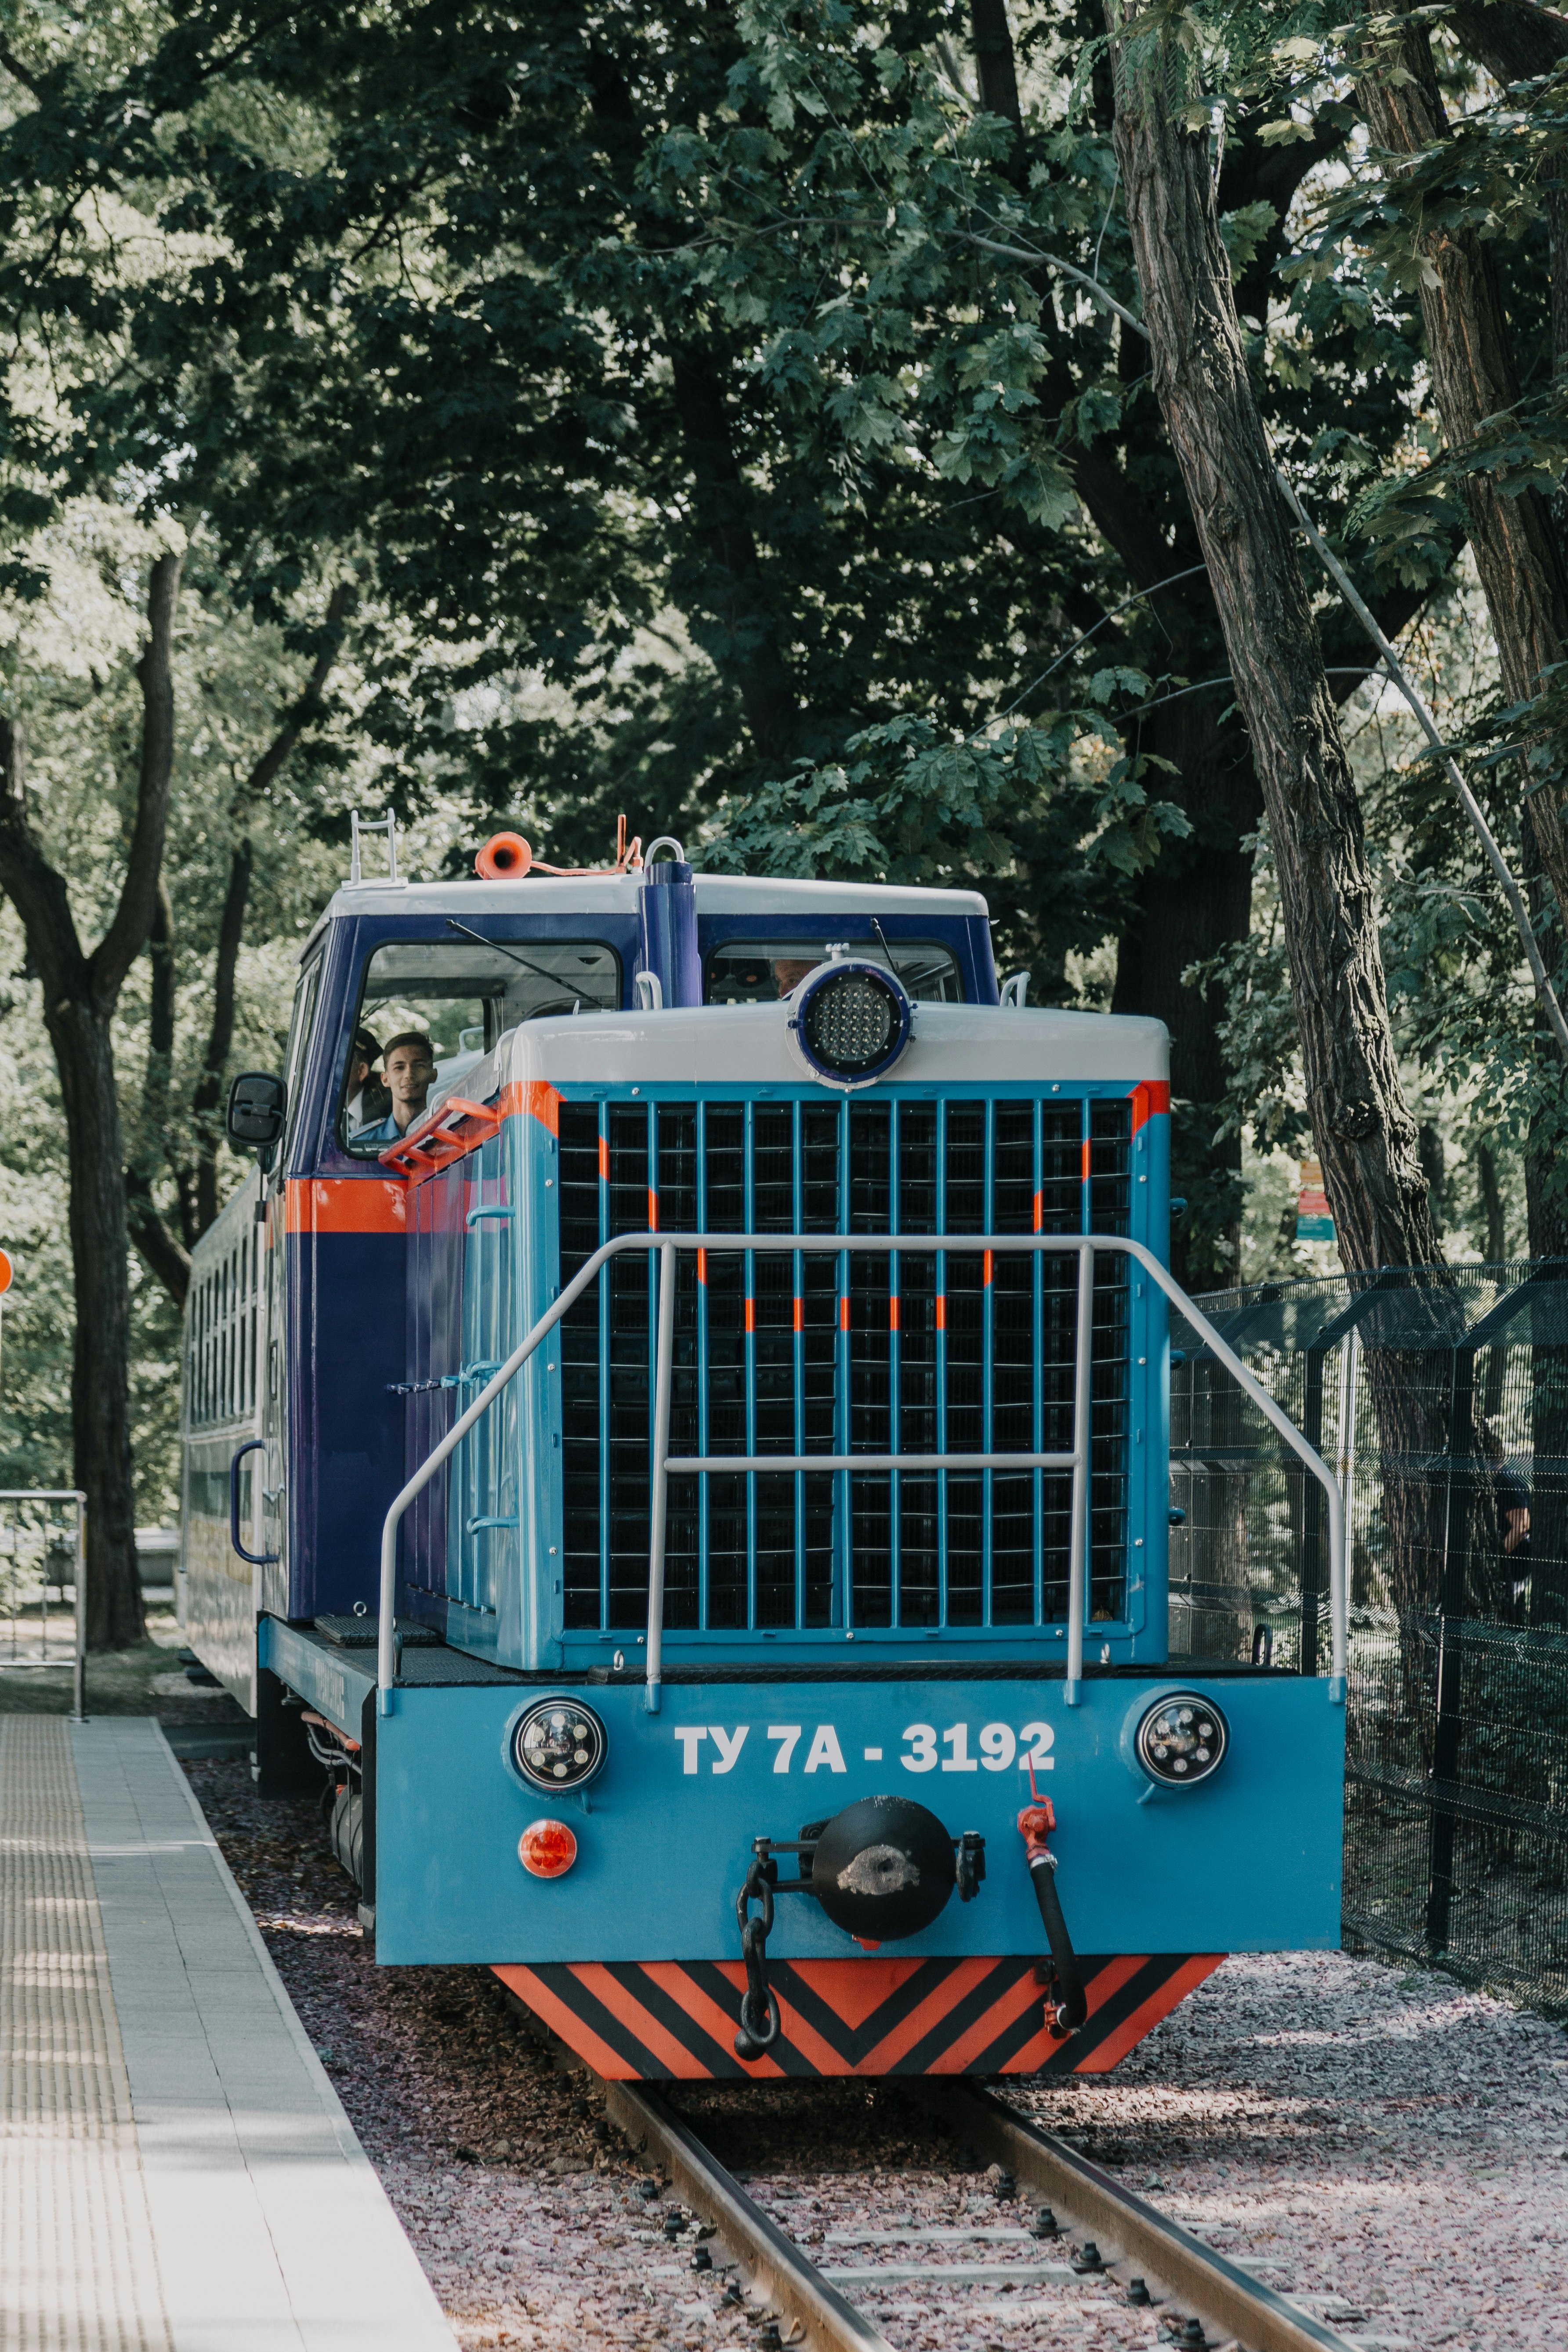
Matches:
[[445, 917, 578, 994]]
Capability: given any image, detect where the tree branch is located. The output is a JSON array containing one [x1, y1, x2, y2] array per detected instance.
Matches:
[[126, 1176, 191, 1309], [188, 580, 352, 1240], [244, 580, 355, 803], [123, 876, 194, 1306], [0, 43, 42, 97], [0, 717, 88, 1008], [91, 549, 182, 1011], [192, 838, 253, 1236]]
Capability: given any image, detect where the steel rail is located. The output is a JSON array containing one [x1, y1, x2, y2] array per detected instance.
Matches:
[[377, 1231, 1344, 1713], [600, 2077, 898, 2352], [919, 2081, 1363, 2352]]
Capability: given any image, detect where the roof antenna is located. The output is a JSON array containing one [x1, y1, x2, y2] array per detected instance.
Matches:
[[870, 915, 905, 976]]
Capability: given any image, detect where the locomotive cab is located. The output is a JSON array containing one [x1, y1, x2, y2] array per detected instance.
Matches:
[[184, 827, 1347, 2082]]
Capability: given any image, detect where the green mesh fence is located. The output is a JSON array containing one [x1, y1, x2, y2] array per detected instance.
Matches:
[[1173, 1263, 1568, 2017]]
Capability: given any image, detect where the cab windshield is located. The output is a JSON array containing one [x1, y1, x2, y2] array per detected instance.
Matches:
[[342, 935, 620, 1154], [705, 938, 963, 1005]]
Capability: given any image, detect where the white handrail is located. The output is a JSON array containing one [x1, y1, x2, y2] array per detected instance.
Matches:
[[376, 1233, 1345, 1713]]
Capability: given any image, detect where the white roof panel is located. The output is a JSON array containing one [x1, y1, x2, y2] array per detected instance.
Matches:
[[477, 1001, 1167, 1097], [315, 871, 991, 931]]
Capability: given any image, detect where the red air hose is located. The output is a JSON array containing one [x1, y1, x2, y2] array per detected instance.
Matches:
[[1017, 1795, 1088, 2032]]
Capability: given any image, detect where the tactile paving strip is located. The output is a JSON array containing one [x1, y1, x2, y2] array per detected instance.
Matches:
[[0, 1717, 172, 2351]]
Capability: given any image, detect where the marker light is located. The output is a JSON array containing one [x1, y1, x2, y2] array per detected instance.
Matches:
[[519, 1818, 578, 1878], [790, 961, 912, 1089], [1134, 1692, 1229, 1788], [511, 1697, 607, 1791]]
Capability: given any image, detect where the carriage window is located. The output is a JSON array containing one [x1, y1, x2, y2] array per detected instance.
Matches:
[[341, 936, 620, 1154], [705, 938, 963, 1005]]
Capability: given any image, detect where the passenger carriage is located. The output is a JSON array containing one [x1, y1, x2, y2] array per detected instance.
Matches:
[[183, 823, 1347, 2081]]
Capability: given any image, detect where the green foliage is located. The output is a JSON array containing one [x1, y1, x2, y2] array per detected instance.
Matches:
[[0, 0, 1554, 1483]]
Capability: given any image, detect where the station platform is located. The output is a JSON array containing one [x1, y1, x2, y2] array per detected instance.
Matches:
[[0, 1714, 455, 2352]]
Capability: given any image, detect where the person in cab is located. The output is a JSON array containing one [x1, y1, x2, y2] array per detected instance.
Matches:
[[352, 1031, 436, 1147], [345, 1027, 389, 1131]]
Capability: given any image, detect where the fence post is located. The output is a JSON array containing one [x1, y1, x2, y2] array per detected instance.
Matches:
[[1425, 1334, 1475, 1951], [71, 1491, 86, 1723], [1298, 1342, 1327, 1675]]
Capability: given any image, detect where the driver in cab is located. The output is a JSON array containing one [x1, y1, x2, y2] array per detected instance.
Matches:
[[352, 1031, 436, 1147]]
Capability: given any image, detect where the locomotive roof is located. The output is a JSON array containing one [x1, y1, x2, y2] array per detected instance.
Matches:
[[435, 999, 1168, 1109], [308, 870, 992, 948]]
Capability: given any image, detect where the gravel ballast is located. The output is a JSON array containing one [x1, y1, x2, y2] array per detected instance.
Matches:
[[185, 1759, 1568, 2352]]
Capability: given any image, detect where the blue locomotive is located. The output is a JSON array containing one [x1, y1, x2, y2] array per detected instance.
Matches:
[[183, 820, 1346, 2080]]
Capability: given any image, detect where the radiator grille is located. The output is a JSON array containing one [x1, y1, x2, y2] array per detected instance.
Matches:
[[558, 1096, 1133, 1636]]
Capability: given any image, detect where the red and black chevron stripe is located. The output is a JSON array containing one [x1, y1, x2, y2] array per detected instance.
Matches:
[[491, 1952, 1222, 2081]]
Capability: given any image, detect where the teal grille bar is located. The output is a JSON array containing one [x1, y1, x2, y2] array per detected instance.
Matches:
[[557, 1095, 1133, 1639]]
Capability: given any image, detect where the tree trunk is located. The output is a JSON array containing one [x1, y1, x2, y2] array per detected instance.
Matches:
[[968, 0, 1442, 1291], [1112, 706, 1258, 1288], [0, 548, 182, 1648], [666, 348, 800, 767], [584, 48, 800, 773], [48, 996, 144, 1646], [1358, 10, 1568, 924], [1104, 0, 1454, 1661], [1476, 1141, 1506, 1263], [1104, 9, 1439, 1276]]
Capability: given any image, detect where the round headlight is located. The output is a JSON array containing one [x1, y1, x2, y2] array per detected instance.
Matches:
[[511, 1698, 607, 1792], [519, 1818, 578, 1878], [791, 961, 912, 1089], [1134, 1691, 1228, 1788]]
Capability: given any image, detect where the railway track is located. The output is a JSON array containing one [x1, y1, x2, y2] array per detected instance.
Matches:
[[602, 2071, 1366, 2352]]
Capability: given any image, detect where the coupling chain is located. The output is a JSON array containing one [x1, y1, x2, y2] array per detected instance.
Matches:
[[733, 1856, 782, 2060]]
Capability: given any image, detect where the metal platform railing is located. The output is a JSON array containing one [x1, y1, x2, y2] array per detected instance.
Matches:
[[0, 1488, 87, 1720], [378, 1234, 1344, 1714]]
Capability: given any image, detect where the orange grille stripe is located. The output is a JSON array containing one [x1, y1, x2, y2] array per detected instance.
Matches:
[[1033, 1190, 1043, 1233], [840, 1296, 850, 1331], [496, 1078, 561, 1136], [1081, 1140, 1092, 1183], [793, 1298, 803, 1332], [745, 1298, 755, 1333], [490, 1966, 630, 2078], [698, 1248, 707, 1284], [1073, 1954, 1225, 2075], [1128, 1080, 1171, 1133], [598, 1135, 609, 1180], [648, 1189, 658, 1232], [859, 1955, 999, 2073], [982, 1251, 993, 1287], [935, 1295, 945, 1329], [889, 1297, 899, 1331]]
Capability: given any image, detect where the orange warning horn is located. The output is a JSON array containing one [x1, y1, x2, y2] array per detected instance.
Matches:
[[475, 832, 532, 879]]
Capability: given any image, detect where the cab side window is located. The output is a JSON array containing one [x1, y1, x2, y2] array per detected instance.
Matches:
[[282, 960, 322, 1156]]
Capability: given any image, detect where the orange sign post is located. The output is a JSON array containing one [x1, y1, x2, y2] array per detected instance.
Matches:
[[1296, 1160, 1334, 1243]]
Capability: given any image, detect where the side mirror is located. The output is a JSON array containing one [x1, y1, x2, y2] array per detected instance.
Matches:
[[227, 1071, 287, 1161]]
